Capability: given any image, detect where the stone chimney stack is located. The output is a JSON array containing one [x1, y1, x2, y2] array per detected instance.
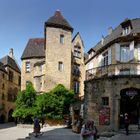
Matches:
[[9, 48, 14, 59], [108, 27, 113, 35]]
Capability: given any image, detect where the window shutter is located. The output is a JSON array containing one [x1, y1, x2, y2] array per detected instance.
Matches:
[[98, 54, 103, 67], [108, 48, 112, 65], [138, 44, 140, 61], [129, 41, 134, 60], [115, 43, 120, 61]]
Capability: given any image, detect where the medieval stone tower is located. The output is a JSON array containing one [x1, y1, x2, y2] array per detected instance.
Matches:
[[44, 10, 73, 91]]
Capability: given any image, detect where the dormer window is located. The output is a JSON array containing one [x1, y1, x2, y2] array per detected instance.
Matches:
[[121, 19, 132, 36], [89, 51, 94, 59], [123, 26, 131, 35]]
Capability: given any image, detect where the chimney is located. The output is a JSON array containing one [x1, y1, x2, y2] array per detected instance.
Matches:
[[9, 48, 14, 59], [108, 27, 113, 35], [101, 35, 105, 45]]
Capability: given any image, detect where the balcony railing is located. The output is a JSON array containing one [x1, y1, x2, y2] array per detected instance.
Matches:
[[86, 63, 140, 80]]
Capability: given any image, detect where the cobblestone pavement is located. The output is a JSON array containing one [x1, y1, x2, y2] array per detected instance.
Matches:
[[1, 123, 140, 140]]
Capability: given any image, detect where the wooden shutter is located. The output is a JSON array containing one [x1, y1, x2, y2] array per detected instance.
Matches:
[[98, 54, 103, 67], [129, 41, 134, 60], [115, 43, 120, 61], [108, 48, 112, 65]]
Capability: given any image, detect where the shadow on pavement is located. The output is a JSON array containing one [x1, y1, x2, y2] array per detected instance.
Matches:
[[16, 127, 80, 140], [0, 122, 16, 129]]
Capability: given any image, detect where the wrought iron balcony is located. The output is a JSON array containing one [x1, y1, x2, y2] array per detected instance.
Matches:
[[86, 63, 140, 80]]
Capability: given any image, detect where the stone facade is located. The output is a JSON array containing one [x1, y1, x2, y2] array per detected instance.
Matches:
[[0, 50, 21, 123], [85, 18, 140, 132], [21, 11, 85, 98]]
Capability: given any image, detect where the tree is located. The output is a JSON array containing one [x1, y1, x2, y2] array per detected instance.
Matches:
[[12, 82, 37, 123], [35, 84, 75, 120]]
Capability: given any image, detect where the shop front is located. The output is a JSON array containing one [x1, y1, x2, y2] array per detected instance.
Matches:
[[120, 88, 140, 128]]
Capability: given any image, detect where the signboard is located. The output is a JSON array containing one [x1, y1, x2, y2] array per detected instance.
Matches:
[[99, 107, 110, 125], [126, 90, 137, 99]]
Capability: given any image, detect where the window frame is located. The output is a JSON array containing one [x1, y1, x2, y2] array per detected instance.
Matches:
[[102, 97, 109, 106], [60, 34, 64, 44], [25, 61, 30, 73], [58, 61, 64, 71], [74, 81, 80, 94]]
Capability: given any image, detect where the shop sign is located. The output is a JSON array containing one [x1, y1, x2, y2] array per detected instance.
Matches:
[[126, 90, 137, 99], [99, 107, 110, 125]]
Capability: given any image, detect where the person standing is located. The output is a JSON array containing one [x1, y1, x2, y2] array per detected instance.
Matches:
[[124, 113, 130, 135], [33, 117, 40, 137], [90, 120, 98, 140], [81, 120, 93, 140]]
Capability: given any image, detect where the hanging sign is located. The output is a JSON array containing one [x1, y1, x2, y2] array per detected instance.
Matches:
[[126, 90, 137, 99]]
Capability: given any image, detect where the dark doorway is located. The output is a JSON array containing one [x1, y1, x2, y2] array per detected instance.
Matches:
[[8, 109, 14, 122], [0, 114, 5, 123], [120, 88, 140, 128]]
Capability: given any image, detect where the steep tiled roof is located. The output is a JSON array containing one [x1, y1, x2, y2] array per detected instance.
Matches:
[[0, 56, 20, 73], [45, 10, 73, 32], [21, 38, 45, 60], [0, 62, 6, 73], [91, 18, 140, 53]]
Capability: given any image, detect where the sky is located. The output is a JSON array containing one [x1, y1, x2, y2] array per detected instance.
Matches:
[[0, 0, 140, 66]]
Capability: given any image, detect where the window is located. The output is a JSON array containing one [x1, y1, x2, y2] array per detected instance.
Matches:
[[123, 26, 131, 35], [103, 51, 108, 66], [35, 77, 42, 92], [26, 62, 30, 72], [74, 46, 81, 58], [102, 97, 109, 106], [60, 34, 64, 44], [9, 70, 13, 82], [58, 61, 63, 71], [120, 44, 130, 62], [74, 81, 80, 94], [73, 63, 80, 76]]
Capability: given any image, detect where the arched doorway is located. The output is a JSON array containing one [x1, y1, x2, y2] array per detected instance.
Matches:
[[0, 114, 5, 123], [120, 88, 140, 127], [8, 109, 14, 122]]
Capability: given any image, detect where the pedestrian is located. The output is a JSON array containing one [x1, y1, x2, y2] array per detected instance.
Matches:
[[90, 120, 98, 140], [33, 117, 40, 137], [124, 113, 130, 135], [80, 120, 93, 140]]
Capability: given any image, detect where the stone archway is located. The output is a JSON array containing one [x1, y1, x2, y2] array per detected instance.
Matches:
[[0, 114, 6, 123], [120, 88, 140, 127], [8, 109, 14, 122]]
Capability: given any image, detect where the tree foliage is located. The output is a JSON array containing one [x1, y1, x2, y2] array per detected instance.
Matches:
[[12, 82, 36, 122], [13, 83, 75, 122]]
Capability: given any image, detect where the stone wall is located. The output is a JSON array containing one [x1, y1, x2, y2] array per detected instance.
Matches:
[[84, 76, 140, 132], [45, 27, 72, 91]]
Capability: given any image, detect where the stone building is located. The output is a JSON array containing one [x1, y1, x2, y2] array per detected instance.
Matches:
[[21, 10, 85, 99], [0, 49, 21, 123], [85, 18, 140, 132]]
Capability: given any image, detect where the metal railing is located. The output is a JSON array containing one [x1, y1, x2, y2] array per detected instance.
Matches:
[[86, 63, 140, 80]]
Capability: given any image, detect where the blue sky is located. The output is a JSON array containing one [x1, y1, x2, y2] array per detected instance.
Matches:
[[0, 0, 140, 65]]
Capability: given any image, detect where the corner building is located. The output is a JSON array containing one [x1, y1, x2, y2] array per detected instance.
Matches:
[[85, 19, 140, 132], [0, 49, 21, 123], [21, 11, 85, 99]]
